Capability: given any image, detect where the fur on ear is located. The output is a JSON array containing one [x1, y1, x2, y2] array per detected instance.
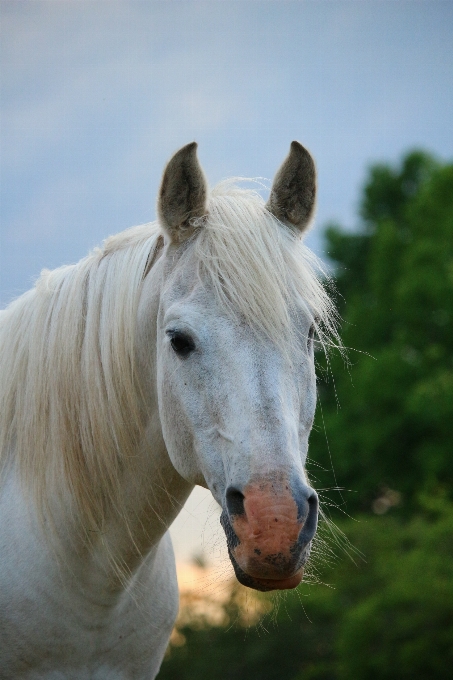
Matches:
[[157, 142, 208, 243], [266, 141, 316, 234]]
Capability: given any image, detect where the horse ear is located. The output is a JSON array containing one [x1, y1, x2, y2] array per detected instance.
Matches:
[[158, 142, 208, 243], [266, 141, 316, 234]]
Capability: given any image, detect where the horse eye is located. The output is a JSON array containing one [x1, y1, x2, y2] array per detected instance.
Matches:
[[307, 324, 316, 350], [167, 331, 196, 357]]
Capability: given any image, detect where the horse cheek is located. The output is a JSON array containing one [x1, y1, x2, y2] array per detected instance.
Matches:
[[158, 368, 206, 486]]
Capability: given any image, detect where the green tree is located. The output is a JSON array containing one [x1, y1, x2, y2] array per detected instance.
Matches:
[[336, 499, 453, 679], [311, 152, 453, 514]]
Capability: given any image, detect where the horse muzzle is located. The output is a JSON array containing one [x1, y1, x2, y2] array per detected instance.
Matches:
[[220, 476, 318, 592]]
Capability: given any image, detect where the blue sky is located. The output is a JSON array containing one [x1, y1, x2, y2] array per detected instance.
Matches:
[[1, 0, 452, 308]]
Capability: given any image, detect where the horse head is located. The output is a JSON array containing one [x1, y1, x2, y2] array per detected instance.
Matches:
[[146, 142, 326, 591]]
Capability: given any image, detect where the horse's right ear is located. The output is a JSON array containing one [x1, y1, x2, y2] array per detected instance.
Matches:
[[158, 142, 208, 244]]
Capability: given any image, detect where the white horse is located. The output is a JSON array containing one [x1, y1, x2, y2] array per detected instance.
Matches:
[[0, 142, 337, 679]]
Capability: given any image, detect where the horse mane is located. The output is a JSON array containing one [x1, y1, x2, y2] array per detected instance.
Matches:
[[0, 222, 162, 535], [0, 181, 338, 539]]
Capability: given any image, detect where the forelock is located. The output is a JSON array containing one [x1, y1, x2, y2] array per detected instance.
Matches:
[[187, 180, 339, 351]]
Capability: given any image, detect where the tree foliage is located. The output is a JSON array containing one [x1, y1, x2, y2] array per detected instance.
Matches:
[[311, 151, 453, 514]]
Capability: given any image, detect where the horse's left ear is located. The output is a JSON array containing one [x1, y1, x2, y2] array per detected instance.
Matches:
[[158, 142, 208, 244], [266, 141, 316, 234]]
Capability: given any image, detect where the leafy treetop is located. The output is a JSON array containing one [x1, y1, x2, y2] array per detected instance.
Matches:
[[311, 150, 453, 515]]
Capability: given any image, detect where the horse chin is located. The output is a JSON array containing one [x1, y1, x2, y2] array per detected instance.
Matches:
[[244, 570, 304, 592], [228, 550, 304, 592]]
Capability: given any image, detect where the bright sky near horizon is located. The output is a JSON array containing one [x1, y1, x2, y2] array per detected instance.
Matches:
[[1, 0, 452, 565]]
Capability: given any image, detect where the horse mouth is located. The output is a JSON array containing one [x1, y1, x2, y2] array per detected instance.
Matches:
[[241, 570, 304, 592], [227, 547, 305, 592]]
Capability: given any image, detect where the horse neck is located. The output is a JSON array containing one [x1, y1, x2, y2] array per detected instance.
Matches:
[[87, 429, 192, 586], [25, 402, 192, 603]]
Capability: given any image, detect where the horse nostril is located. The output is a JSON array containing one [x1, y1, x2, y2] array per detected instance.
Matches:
[[299, 489, 319, 545], [225, 486, 245, 517]]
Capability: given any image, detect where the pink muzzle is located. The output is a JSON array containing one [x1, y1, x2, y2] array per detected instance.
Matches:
[[221, 476, 318, 591]]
